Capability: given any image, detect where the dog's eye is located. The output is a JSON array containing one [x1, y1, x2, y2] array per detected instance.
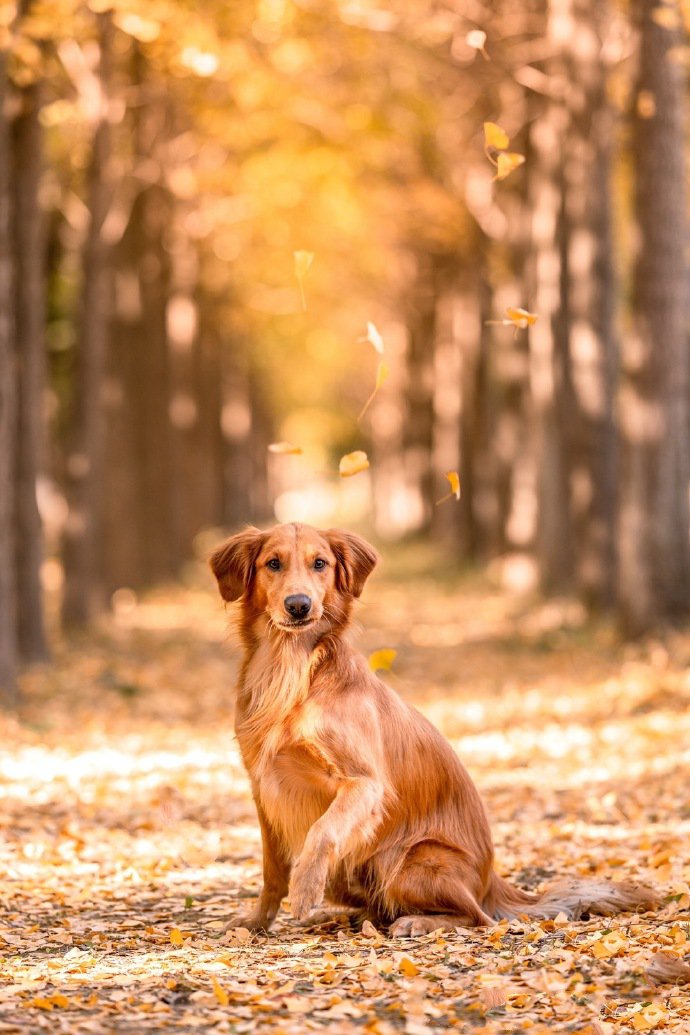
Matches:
[[313, 558, 327, 571], [267, 558, 281, 571]]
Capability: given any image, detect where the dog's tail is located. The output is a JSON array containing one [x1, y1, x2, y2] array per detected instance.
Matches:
[[483, 870, 658, 922]]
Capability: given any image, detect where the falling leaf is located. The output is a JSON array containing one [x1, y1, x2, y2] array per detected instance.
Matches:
[[505, 306, 538, 329], [363, 321, 385, 354], [466, 29, 488, 59], [436, 470, 461, 506], [632, 1003, 667, 1031], [494, 152, 525, 180], [484, 121, 509, 151], [358, 361, 390, 420], [486, 307, 538, 332], [339, 450, 369, 478], [211, 977, 229, 1006], [293, 250, 314, 311], [268, 441, 303, 455], [368, 649, 397, 672], [169, 927, 185, 947]]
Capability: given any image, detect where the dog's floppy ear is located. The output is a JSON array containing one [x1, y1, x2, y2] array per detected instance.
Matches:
[[326, 529, 379, 598], [209, 526, 265, 602]]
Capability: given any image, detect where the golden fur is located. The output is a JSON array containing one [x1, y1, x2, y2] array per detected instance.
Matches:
[[210, 522, 657, 936]]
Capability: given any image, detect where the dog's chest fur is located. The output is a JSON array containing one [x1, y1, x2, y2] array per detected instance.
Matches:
[[237, 635, 335, 858]]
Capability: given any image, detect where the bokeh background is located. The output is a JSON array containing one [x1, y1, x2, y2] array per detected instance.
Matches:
[[2, 0, 690, 702]]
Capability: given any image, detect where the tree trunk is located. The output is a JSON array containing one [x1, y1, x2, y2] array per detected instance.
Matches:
[[527, 119, 573, 592], [403, 253, 440, 533], [0, 53, 17, 703], [618, 0, 690, 633], [11, 32, 48, 661], [62, 12, 114, 625], [561, 0, 617, 608]]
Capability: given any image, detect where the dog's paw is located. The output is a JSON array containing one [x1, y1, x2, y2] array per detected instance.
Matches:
[[389, 914, 457, 937], [289, 857, 328, 920]]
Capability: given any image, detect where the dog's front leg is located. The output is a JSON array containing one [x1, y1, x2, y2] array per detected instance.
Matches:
[[289, 777, 383, 920], [239, 803, 290, 931]]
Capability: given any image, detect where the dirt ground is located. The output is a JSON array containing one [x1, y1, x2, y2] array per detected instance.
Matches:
[[1, 547, 689, 1033]]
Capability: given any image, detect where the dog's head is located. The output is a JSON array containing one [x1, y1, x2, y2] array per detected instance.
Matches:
[[209, 522, 378, 633]]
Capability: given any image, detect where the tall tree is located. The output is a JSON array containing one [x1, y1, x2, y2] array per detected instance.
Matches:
[[0, 51, 17, 703], [12, 0, 48, 661], [560, 0, 617, 607], [62, 12, 114, 625], [618, 0, 690, 632]]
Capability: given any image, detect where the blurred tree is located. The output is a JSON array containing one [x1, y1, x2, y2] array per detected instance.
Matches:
[[0, 47, 17, 702], [12, 0, 49, 662], [618, 0, 690, 632], [62, 10, 114, 624]]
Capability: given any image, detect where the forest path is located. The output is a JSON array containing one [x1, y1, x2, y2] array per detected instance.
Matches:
[[1, 557, 689, 1032]]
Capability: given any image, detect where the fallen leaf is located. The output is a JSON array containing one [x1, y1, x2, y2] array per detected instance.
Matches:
[[169, 927, 185, 947], [339, 450, 369, 477], [211, 977, 229, 1006], [591, 930, 628, 959], [398, 955, 418, 977], [632, 1003, 667, 1031]]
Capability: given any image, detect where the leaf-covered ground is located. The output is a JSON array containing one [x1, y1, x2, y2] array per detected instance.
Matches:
[[1, 552, 689, 1033]]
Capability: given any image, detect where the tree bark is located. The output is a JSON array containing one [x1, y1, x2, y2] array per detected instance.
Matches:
[[11, 23, 48, 661], [560, 0, 617, 608], [618, 0, 690, 633], [0, 53, 18, 703], [62, 12, 114, 625], [403, 252, 440, 533]]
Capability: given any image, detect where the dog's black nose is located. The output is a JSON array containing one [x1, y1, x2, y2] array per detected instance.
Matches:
[[284, 594, 312, 619]]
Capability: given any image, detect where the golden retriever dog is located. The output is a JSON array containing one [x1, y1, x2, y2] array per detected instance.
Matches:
[[210, 522, 657, 936]]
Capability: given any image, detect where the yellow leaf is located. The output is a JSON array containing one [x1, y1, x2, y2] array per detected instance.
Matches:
[[446, 471, 461, 500], [591, 930, 628, 959], [632, 1003, 667, 1031], [339, 451, 369, 478], [494, 152, 525, 180], [359, 362, 389, 420], [364, 321, 385, 354], [169, 927, 185, 947], [484, 121, 509, 151], [212, 977, 229, 1006], [436, 471, 461, 506], [294, 250, 314, 311], [268, 441, 303, 455], [29, 999, 55, 1011], [398, 956, 418, 977], [505, 307, 538, 329], [369, 649, 397, 672]]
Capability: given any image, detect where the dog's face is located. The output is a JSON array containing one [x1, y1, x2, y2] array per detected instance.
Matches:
[[210, 523, 378, 633]]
